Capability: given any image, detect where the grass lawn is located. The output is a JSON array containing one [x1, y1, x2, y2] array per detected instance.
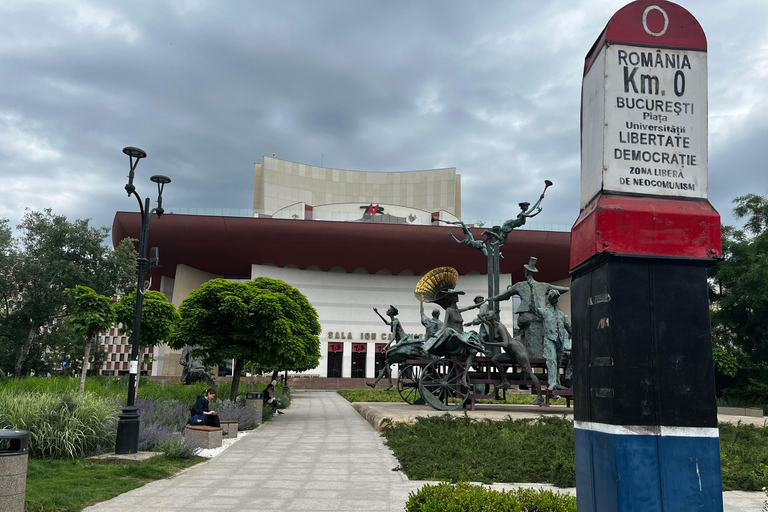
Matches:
[[337, 388, 408, 403], [380, 413, 768, 491], [25, 456, 205, 512]]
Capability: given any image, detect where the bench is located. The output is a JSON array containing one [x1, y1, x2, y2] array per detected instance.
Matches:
[[541, 387, 573, 408], [184, 425, 223, 449], [220, 421, 238, 439]]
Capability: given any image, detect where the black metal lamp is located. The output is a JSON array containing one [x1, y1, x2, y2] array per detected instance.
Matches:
[[115, 146, 171, 455]]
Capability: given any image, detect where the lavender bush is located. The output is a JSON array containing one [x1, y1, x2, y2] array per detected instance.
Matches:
[[137, 397, 190, 431], [213, 398, 260, 430], [135, 396, 258, 456], [137, 397, 199, 457]]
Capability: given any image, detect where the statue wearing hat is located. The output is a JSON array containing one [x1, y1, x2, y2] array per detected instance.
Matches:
[[489, 256, 569, 358]]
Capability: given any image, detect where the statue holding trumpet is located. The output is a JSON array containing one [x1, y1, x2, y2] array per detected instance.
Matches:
[[483, 180, 552, 245]]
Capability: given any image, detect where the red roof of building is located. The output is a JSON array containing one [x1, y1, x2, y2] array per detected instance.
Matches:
[[112, 212, 571, 286]]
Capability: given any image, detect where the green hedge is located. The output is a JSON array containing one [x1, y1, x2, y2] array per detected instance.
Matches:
[[405, 482, 576, 512], [382, 415, 576, 487]]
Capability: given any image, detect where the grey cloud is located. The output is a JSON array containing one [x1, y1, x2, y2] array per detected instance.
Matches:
[[0, 0, 764, 236]]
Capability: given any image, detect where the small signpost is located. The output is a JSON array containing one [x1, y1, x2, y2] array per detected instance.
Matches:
[[571, 1, 723, 510]]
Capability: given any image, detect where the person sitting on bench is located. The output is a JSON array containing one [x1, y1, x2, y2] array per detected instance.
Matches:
[[190, 388, 220, 427], [263, 383, 283, 416]]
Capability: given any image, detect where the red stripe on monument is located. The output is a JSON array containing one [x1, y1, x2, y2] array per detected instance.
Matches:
[[570, 194, 721, 270]]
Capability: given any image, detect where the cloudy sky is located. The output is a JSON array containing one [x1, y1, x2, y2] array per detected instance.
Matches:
[[1, 0, 766, 238]]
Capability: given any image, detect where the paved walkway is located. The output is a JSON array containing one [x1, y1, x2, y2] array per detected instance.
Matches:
[[84, 391, 766, 512]]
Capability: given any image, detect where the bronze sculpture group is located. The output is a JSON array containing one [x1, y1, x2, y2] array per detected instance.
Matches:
[[366, 180, 574, 408], [366, 259, 570, 404]]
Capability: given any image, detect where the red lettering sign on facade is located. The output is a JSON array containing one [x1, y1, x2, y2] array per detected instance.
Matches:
[[375, 343, 387, 353], [352, 343, 366, 353], [328, 342, 343, 353]]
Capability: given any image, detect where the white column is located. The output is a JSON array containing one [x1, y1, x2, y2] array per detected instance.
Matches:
[[366, 344, 376, 379], [342, 342, 352, 378]]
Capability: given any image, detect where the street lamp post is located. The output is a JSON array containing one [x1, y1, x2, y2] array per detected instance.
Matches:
[[115, 146, 171, 455]]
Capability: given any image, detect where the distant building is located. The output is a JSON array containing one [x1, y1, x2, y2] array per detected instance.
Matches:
[[113, 157, 570, 380], [253, 156, 462, 217], [96, 326, 153, 377]]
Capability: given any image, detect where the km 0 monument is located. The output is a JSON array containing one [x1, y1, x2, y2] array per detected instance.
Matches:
[[571, 1, 722, 511]]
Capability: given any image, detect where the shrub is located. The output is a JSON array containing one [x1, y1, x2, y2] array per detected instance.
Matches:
[[270, 384, 291, 409], [721, 379, 768, 414], [0, 375, 126, 398], [153, 434, 201, 459], [214, 398, 260, 430], [135, 395, 258, 455], [137, 397, 190, 431], [382, 415, 575, 486], [720, 422, 768, 491], [336, 388, 565, 406], [405, 482, 576, 512], [0, 392, 119, 458], [137, 379, 211, 403], [136, 397, 201, 457]]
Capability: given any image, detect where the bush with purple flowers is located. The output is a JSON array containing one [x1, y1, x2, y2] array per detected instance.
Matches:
[[137, 397, 200, 458], [137, 397, 190, 431], [135, 396, 259, 457], [213, 398, 259, 430]]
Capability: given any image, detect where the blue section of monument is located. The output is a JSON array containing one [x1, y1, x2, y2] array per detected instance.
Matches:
[[571, 256, 724, 510], [575, 427, 723, 511]]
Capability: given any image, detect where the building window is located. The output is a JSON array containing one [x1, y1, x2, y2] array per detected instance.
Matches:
[[218, 360, 233, 377]]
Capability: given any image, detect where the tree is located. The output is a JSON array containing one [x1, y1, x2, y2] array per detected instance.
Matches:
[[45, 323, 108, 377], [709, 194, 768, 389], [63, 286, 115, 397], [172, 278, 321, 401], [114, 289, 180, 383], [0, 209, 136, 376]]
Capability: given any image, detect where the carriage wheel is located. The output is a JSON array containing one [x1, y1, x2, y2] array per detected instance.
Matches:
[[418, 359, 468, 411], [396, 365, 424, 405]]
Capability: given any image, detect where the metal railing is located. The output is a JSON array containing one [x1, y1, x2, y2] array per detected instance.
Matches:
[[165, 207, 572, 232]]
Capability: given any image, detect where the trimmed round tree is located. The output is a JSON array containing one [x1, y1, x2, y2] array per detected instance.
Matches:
[[63, 285, 115, 398], [114, 290, 180, 383], [171, 278, 321, 401]]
